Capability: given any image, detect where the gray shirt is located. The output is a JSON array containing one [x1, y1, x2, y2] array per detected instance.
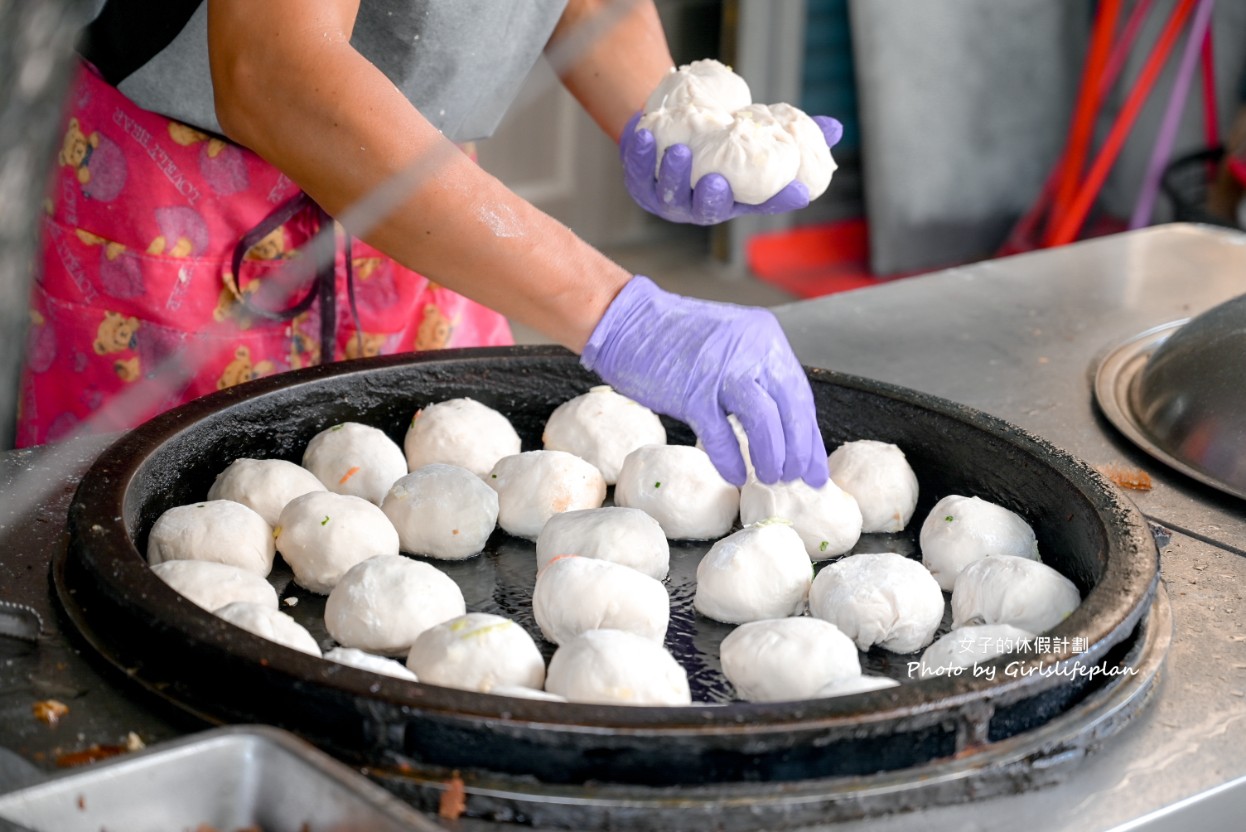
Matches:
[[86, 0, 569, 142]]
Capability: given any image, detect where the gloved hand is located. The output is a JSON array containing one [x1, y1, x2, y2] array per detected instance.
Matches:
[[621, 112, 843, 226], [581, 275, 828, 488]]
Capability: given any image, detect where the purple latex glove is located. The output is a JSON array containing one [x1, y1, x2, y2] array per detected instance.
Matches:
[[621, 111, 844, 225], [581, 275, 828, 488]]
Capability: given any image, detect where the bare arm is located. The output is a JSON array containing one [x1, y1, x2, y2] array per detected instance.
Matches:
[[548, 0, 675, 142], [206, 0, 632, 352]]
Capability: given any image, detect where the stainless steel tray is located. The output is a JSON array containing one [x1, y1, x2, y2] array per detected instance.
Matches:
[[0, 725, 445, 832]]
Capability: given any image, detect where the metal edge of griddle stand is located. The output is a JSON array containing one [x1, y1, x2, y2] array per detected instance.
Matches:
[[359, 585, 1172, 832]]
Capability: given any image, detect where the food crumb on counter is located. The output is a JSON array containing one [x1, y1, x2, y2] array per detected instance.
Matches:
[[32, 699, 69, 725], [1096, 463, 1154, 491], [56, 743, 128, 767]]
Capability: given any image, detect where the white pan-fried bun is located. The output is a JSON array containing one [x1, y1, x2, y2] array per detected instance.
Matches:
[[324, 554, 465, 656], [720, 617, 861, 703], [207, 457, 327, 527], [406, 613, 546, 693], [694, 520, 811, 624], [324, 646, 419, 681], [151, 560, 279, 612], [614, 444, 739, 541], [275, 491, 400, 594], [644, 58, 751, 114], [214, 601, 321, 657], [147, 500, 275, 577], [303, 422, 407, 506], [809, 552, 944, 654], [487, 450, 606, 540], [382, 464, 498, 560], [535, 506, 670, 580], [766, 102, 837, 200], [688, 105, 800, 205], [404, 398, 521, 479], [542, 385, 666, 485], [545, 629, 691, 706], [827, 439, 919, 533], [533, 555, 670, 645], [739, 477, 862, 560], [918, 624, 1035, 678], [920, 495, 1040, 591], [952, 555, 1081, 634]]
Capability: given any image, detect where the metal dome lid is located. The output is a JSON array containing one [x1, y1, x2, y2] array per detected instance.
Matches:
[[1095, 293, 1246, 500]]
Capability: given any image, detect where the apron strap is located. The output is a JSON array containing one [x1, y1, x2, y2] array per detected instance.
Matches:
[[230, 193, 363, 362]]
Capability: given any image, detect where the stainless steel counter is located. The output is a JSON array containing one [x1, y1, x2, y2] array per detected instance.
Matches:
[[0, 224, 1242, 831], [779, 223, 1246, 552], [775, 223, 1246, 831]]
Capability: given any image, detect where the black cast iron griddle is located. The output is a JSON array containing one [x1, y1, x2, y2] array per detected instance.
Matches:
[[54, 346, 1161, 826]]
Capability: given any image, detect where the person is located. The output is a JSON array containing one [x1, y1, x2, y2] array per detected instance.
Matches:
[[19, 0, 840, 488]]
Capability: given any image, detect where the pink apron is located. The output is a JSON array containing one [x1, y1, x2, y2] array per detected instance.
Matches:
[[17, 63, 513, 447]]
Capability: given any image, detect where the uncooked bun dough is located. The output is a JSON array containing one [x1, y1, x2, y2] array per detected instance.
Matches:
[[542, 386, 667, 485], [644, 59, 751, 114], [808, 552, 944, 654], [206, 457, 327, 526], [636, 60, 834, 206], [816, 674, 901, 698], [534, 506, 670, 580], [952, 554, 1081, 634], [637, 104, 733, 177], [323, 554, 465, 655], [302, 422, 407, 506], [694, 520, 811, 624], [406, 612, 546, 693], [766, 102, 836, 200], [324, 646, 419, 681], [150, 560, 278, 612], [918, 624, 1034, 678], [275, 491, 400, 594], [739, 476, 862, 560], [147, 500, 275, 577], [827, 439, 919, 533], [487, 450, 606, 540], [532, 555, 670, 645], [920, 495, 1040, 591], [720, 617, 861, 702], [403, 398, 522, 479], [545, 628, 691, 706], [688, 105, 800, 205], [214, 601, 321, 657], [382, 464, 498, 560], [614, 444, 739, 540]]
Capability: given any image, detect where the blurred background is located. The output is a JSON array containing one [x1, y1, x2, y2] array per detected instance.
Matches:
[[3, 0, 1246, 447]]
